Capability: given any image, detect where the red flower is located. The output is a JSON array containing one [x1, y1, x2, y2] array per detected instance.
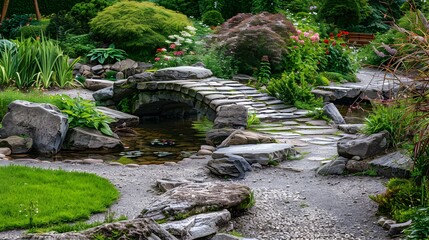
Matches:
[[332, 41, 337, 46], [154, 57, 161, 61], [325, 51, 330, 55], [156, 48, 163, 53], [337, 33, 342, 38], [169, 43, 176, 49], [323, 39, 329, 44]]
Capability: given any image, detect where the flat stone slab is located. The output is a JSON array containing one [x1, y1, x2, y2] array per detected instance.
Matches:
[[96, 106, 139, 127], [213, 143, 296, 165], [294, 129, 339, 135], [84, 79, 114, 91], [154, 66, 213, 80], [369, 151, 412, 178]]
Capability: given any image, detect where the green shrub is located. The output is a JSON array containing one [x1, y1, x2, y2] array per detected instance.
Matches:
[[267, 71, 323, 110], [0, 14, 38, 38], [370, 178, 426, 222], [363, 101, 413, 146], [0, 165, 119, 230], [201, 45, 238, 79], [403, 207, 429, 240], [18, 20, 49, 38], [90, 1, 191, 60], [45, 11, 77, 39], [87, 45, 127, 64], [58, 34, 97, 58], [202, 10, 224, 26], [318, 0, 369, 28], [321, 71, 357, 83], [70, 0, 116, 34]]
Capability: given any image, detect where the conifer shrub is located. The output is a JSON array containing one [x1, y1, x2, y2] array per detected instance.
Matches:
[[90, 1, 191, 60], [202, 10, 224, 26], [212, 12, 297, 74]]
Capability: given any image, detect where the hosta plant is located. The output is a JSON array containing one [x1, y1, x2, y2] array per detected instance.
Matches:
[[87, 45, 127, 64]]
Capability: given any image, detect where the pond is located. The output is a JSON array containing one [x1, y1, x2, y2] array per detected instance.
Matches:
[[336, 102, 372, 124], [12, 117, 206, 165]]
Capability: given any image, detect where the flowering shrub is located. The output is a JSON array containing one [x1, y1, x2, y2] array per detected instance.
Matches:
[[320, 30, 358, 74], [153, 26, 199, 68]]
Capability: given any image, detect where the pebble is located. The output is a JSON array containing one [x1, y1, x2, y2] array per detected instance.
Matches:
[[83, 159, 104, 164], [126, 164, 140, 168], [0, 148, 11, 156], [197, 149, 212, 156]]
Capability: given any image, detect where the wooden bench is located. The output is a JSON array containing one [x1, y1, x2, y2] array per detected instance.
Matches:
[[346, 32, 375, 46]]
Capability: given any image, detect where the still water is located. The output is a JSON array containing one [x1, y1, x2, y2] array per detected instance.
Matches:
[[13, 117, 206, 165]]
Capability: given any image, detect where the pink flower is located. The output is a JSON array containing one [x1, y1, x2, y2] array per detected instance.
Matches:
[[298, 40, 305, 44], [310, 34, 319, 42], [290, 35, 299, 41], [154, 57, 161, 61], [297, 30, 302, 35], [303, 32, 310, 37], [174, 51, 184, 56], [169, 44, 176, 49]]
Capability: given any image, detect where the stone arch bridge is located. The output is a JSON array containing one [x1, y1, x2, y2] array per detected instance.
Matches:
[[117, 72, 308, 122]]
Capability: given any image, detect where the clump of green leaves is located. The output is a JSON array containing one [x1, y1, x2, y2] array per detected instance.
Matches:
[[362, 101, 413, 147], [87, 45, 127, 64], [267, 72, 323, 110], [202, 10, 224, 26], [60, 96, 114, 136], [403, 207, 429, 240]]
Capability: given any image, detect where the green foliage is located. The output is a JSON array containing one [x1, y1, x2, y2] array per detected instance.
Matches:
[[0, 89, 63, 119], [0, 0, 83, 16], [267, 71, 323, 110], [60, 96, 114, 136], [192, 117, 213, 137], [90, 1, 191, 61], [0, 37, 78, 89], [104, 71, 118, 81], [87, 45, 127, 64], [255, 56, 271, 88], [45, 11, 76, 39], [70, 0, 116, 34], [403, 207, 429, 240], [18, 20, 49, 39], [154, 0, 201, 18], [201, 45, 238, 79], [306, 107, 330, 122], [202, 10, 224, 26], [370, 178, 427, 222], [247, 111, 260, 129], [58, 34, 97, 59], [238, 191, 255, 210], [251, 0, 278, 13], [318, 0, 369, 29], [321, 71, 357, 83], [0, 165, 119, 231], [0, 14, 37, 39], [363, 101, 413, 146]]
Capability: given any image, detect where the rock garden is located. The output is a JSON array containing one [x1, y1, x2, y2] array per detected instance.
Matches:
[[0, 0, 429, 239]]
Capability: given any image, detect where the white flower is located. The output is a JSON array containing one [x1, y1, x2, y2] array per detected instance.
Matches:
[[185, 39, 193, 44], [180, 31, 192, 37], [185, 26, 196, 32]]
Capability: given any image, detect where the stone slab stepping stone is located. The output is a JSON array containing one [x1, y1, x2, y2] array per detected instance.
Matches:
[[294, 126, 333, 129], [338, 124, 365, 134], [369, 151, 412, 178], [254, 126, 293, 132], [96, 106, 139, 127], [213, 143, 296, 165], [294, 129, 339, 135], [154, 66, 213, 80], [305, 120, 329, 126], [282, 121, 300, 126]]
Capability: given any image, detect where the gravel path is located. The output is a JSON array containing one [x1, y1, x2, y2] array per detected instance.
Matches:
[[0, 145, 389, 240]]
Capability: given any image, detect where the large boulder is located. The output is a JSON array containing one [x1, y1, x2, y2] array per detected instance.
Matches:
[[139, 182, 253, 221], [337, 131, 390, 159], [24, 218, 177, 240], [62, 127, 124, 152], [0, 136, 32, 154], [161, 210, 231, 240], [93, 86, 113, 102], [369, 151, 412, 178], [207, 154, 252, 179], [323, 103, 346, 125], [111, 59, 139, 77], [154, 66, 213, 80], [206, 128, 236, 146], [0, 101, 68, 155], [214, 105, 248, 129]]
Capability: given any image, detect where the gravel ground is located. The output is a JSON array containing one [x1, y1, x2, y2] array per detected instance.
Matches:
[[0, 149, 389, 240]]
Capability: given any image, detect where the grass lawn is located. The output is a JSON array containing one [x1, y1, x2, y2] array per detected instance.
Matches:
[[0, 165, 119, 231]]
